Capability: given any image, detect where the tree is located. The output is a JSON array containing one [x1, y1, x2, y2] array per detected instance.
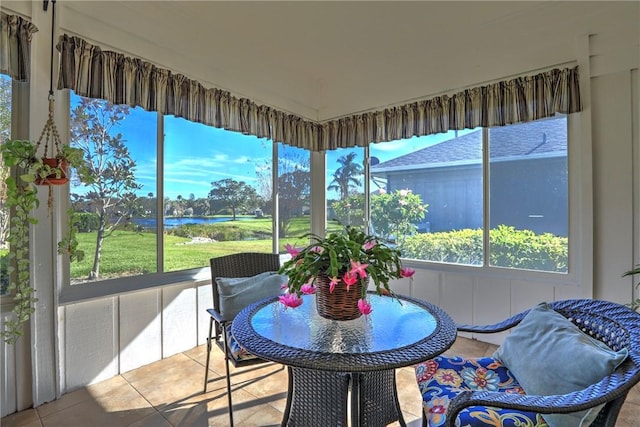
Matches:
[[70, 97, 140, 280], [371, 189, 427, 245], [328, 152, 363, 200], [278, 167, 310, 237], [209, 178, 258, 220], [0, 75, 11, 293]]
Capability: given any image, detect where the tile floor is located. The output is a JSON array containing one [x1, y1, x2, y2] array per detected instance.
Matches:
[[2, 337, 639, 427]]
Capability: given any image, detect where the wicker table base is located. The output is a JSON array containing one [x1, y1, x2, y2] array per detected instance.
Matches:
[[232, 294, 457, 427], [282, 368, 404, 427]]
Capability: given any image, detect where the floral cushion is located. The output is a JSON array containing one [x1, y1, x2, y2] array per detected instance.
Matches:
[[415, 356, 549, 427], [224, 325, 258, 362]]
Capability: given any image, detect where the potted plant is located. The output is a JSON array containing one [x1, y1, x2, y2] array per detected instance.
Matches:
[[0, 139, 89, 344], [279, 225, 415, 320]]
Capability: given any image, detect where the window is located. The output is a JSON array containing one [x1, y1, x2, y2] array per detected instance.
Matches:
[[326, 147, 365, 229], [68, 92, 302, 286], [0, 73, 11, 295], [369, 116, 568, 273], [277, 143, 311, 247], [164, 116, 273, 271]]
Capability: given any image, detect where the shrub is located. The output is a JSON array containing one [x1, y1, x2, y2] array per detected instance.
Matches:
[[74, 212, 100, 232], [400, 225, 567, 272]]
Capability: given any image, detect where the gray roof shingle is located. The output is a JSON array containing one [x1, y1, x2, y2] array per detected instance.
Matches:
[[372, 118, 566, 170]]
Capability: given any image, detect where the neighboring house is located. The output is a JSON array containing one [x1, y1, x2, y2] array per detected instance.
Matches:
[[371, 118, 568, 236]]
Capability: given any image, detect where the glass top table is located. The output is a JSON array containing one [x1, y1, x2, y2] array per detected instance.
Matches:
[[232, 293, 456, 426]]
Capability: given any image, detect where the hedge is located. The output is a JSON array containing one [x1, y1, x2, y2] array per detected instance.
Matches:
[[400, 225, 567, 272]]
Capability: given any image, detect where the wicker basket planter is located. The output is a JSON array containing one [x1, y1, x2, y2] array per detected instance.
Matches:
[[315, 274, 366, 321]]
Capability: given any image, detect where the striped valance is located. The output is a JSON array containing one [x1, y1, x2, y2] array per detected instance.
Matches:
[[57, 34, 581, 152], [0, 13, 38, 82]]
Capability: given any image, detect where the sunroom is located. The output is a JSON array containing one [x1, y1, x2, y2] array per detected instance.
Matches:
[[1, 1, 639, 426]]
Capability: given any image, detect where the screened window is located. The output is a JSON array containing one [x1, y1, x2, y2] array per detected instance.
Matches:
[[326, 147, 365, 230], [0, 73, 11, 295], [369, 116, 568, 273], [68, 92, 302, 285]]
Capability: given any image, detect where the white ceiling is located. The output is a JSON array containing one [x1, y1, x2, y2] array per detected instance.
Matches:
[[7, 1, 639, 121]]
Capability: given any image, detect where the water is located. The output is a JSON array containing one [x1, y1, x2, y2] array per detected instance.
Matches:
[[133, 216, 249, 229]]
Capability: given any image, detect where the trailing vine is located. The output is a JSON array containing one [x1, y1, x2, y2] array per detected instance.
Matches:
[[1, 139, 87, 344]]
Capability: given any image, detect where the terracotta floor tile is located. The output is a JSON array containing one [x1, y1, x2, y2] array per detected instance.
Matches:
[[125, 411, 173, 427], [35, 388, 93, 419], [0, 408, 42, 427], [3, 337, 640, 427]]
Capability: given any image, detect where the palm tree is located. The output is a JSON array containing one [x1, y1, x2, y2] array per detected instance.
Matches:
[[328, 152, 364, 200]]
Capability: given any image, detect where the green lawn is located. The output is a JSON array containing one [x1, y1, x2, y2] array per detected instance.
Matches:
[[69, 216, 330, 281]]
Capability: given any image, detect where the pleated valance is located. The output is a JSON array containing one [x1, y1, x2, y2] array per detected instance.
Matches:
[[57, 34, 581, 152], [0, 13, 38, 82]]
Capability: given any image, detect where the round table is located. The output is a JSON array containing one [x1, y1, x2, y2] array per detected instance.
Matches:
[[232, 293, 457, 426]]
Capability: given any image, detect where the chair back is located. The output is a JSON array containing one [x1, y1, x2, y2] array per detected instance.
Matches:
[[210, 252, 281, 313], [548, 299, 640, 427]]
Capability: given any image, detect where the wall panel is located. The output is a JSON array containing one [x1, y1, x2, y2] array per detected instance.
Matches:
[[119, 290, 162, 373], [64, 298, 118, 391]]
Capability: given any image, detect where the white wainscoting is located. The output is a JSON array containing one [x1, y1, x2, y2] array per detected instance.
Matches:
[[0, 312, 32, 417], [60, 281, 212, 392]]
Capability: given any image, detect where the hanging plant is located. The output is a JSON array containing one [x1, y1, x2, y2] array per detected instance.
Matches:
[[1, 138, 89, 344]]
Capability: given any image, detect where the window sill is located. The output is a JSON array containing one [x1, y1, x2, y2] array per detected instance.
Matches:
[[58, 267, 211, 305]]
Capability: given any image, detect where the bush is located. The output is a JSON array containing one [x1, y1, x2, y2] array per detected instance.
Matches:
[[166, 223, 255, 241], [0, 250, 9, 295], [74, 212, 100, 232], [400, 225, 567, 272]]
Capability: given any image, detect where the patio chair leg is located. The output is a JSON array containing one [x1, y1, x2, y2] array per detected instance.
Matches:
[[222, 322, 234, 427], [203, 317, 214, 393]]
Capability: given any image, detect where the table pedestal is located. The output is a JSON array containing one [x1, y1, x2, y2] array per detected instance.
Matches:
[[283, 367, 405, 427]]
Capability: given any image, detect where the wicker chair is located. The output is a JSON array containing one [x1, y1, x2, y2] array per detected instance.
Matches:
[[203, 252, 281, 426], [415, 299, 640, 427]]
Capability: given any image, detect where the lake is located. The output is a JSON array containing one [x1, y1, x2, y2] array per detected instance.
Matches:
[[133, 216, 250, 229]]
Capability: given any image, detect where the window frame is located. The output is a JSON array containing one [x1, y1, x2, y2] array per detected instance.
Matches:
[[380, 113, 586, 288], [59, 98, 589, 305]]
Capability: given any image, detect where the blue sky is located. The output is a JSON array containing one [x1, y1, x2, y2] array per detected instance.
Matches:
[[70, 93, 470, 200]]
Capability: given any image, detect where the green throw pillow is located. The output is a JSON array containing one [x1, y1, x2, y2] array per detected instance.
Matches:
[[216, 272, 287, 319], [493, 302, 628, 427]]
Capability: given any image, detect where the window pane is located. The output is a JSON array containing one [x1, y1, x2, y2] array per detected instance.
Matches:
[[488, 117, 568, 272], [277, 143, 310, 248], [327, 147, 365, 230], [371, 130, 483, 264], [0, 74, 11, 295], [70, 93, 158, 283], [164, 116, 274, 270]]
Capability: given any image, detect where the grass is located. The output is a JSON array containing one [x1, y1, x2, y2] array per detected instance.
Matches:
[[69, 216, 334, 281]]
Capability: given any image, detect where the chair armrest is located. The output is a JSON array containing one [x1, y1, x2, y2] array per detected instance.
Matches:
[[445, 369, 637, 427], [206, 308, 231, 325], [457, 311, 528, 333]]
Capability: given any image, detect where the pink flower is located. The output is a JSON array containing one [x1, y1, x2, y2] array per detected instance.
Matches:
[[363, 240, 377, 251], [329, 276, 339, 293], [310, 245, 323, 253], [300, 283, 316, 295], [358, 298, 372, 315], [400, 267, 415, 278], [342, 271, 358, 291], [350, 260, 369, 279], [285, 243, 301, 258], [279, 293, 303, 308], [399, 189, 409, 197]]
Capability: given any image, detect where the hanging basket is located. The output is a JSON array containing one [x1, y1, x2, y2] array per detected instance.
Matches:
[[315, 274, 367, 321], [35, 157, 69, 185]]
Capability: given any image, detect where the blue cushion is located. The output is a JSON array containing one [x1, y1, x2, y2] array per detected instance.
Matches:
[[493, 303, 629, 427], [216, 271, 287, 319]]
